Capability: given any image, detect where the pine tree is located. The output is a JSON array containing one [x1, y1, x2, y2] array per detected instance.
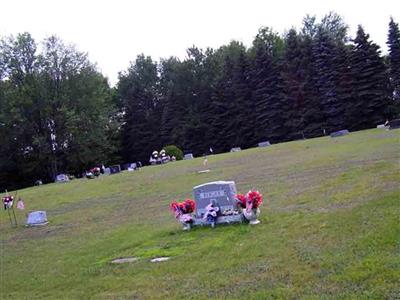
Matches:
[[387, 17, 400, 116], [251, 29, 290, 143], [349, 26, 391, 130]]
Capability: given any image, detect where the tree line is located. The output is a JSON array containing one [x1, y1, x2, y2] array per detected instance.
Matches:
[[1, 13, 399, 190]]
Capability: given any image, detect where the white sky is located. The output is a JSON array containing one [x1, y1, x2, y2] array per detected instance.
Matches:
[[1, 0, 399, 85]]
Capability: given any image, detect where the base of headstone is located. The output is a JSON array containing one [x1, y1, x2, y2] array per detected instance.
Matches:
[[330, 129, 349, 138], [192, 214, 244, 227], [230, 147, 241, 152], [197, 169, 210, 174], [377, 124, 386, 129]]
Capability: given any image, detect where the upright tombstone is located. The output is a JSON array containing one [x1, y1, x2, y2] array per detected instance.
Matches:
[[184, 153, 194, 160], [330, 129, 349, 138], [192, 181, 242, 225], [389, 119, 400, 130], [230, 147, 241, 152], [55, 174, 69, 183], [110, 165, 121, 174], [258, 141, 271, 147], [103, 168, 111, 175]]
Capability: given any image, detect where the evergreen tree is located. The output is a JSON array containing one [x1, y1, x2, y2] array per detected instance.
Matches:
[[118, 55, 161, 164], [250, 28, 290, 143], [349, 26, 391, 130], [387, 17, 400, 115]]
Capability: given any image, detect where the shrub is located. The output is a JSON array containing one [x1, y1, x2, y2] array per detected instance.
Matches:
[[163, 145, 183, 160]]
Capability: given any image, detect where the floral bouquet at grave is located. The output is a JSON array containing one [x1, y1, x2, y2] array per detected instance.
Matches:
[[170, 199, 196, 230], [235, 190, 263, 225], [90, 167, 101, 176], [2, 195, 14, 210]]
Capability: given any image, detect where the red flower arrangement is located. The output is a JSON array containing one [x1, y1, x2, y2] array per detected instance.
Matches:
[[235, 190, 263, 209], [246, 190, 263, 208], [235, 193, 247, 208], [170, 199, 196, 216]]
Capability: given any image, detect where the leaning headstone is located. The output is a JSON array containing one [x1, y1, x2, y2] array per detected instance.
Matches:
[[55, 174, 69, 183], [330, 129, 349, 138], [258, 141, 271, 147], [184, 153, 194, 160], [192, 181, 242, 225], [389, 119, 400, 130], [230, 147, 241, 152], [26, 211, 48, 226]]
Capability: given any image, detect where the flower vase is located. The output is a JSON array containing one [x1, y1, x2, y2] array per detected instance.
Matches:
[[244, 207, 260, 225]]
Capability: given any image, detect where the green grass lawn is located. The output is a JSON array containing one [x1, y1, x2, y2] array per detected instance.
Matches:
[[1, 129, 399, 299]]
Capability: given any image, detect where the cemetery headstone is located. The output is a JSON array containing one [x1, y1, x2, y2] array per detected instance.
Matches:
[[109, 165, 121, 174], [192, 181, 243, 226], [104, 168, 111, 175], [258, 141, 271, 147], [193, 181, 237, 217], [230, 147, 241, 152], [55, 174, 69, 183], [26, 211, 48, 226], [389, 119, 400, 130], [184, 153, 194, 160], [330, 129, 349, 138]]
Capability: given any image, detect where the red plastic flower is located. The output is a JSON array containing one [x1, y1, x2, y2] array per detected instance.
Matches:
[[235, 193, 247, 208], [246, 190, 263, 208], [170, 199, 196, 214]]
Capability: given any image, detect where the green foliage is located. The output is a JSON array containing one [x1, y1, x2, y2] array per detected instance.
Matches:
[[0, 33, 116, 189], [163, 145, 183, 160], [387, 17, 400, 115]]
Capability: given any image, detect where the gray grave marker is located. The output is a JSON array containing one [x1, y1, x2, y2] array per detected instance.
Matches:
[[193, 181, 237, 218], [184, 153, 194, 160], [258, 141, 271, 147], [230, 147, 241, 152], [330, 129, 349, 138]]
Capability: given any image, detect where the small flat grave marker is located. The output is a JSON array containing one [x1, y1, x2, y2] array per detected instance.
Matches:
[[150, 257, 170, 263], [26, 211, 48, 226], [111, 257, 138, 264]]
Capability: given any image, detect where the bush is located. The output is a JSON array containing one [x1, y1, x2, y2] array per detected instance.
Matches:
[[163, 145, 183, 160]]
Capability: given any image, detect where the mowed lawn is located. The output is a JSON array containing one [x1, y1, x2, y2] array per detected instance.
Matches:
[[1, 129, 399, 299]]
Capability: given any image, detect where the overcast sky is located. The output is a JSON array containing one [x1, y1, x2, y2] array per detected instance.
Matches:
[[1, 0, 399, 85]]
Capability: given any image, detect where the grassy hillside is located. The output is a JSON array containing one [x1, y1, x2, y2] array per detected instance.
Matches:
[[1, 129, 399, 299]]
